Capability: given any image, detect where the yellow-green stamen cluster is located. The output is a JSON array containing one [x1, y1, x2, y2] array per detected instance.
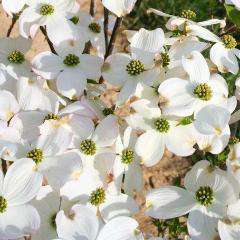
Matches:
[[229, 136, 240, 145], [63, 54, 80, 66], [44, 113, 60, 121], [121, 148, 134, 164], [222, 35, 237, 49], [193, 83, 212, 101], [89, 187, 105, 206], [126, 60, 144, 76], [102, 107, 114, 116], [161, 53, 170, 67], [154, 118, 170, 133], [195, 186, 213, 206], [8, 50, 25, 64], [180, 9, 196, 20], [80, 139, 96, 155], [40, 4, 54, 16], [0, 196, 7, 213], [88, 22, 101, 33], [27, 148, 43, 165]]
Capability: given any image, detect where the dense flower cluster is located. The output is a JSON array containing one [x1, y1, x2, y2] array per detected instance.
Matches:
[[0, 0, 239, 239]]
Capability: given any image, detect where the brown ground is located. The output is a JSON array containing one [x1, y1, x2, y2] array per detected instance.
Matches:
[[0, 1, 191, 237]]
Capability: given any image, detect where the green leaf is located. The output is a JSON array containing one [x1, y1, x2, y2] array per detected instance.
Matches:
[[225, 4, 240, 27]]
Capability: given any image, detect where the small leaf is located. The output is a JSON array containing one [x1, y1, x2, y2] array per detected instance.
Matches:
[[225, 4, 240, 27]]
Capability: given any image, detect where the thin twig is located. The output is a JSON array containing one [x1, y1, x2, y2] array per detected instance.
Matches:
[[105, 17, 122, 59], [40, 26, 57, 54], [1, 159, 7, 175], [7, 14, 18, 37], [103, 8, 109, 55], [90, 0, 95, 17]]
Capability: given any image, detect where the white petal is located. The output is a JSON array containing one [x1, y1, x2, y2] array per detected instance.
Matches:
[[56, 204, 99, 240], [97, 216, 140, 240], [194, 105, 230, 135], [56, 69, 87, 99], [3, 159, 42, 206], [146, 186, 196, 219], [2, 0, 25, 15], [99, 193, 139, 222], [32, 52, 63, 79], [187, 208, 219, 240], [93, 115, 119, 148], [0, 204, 40, 240], [210, 43, 239, 74], [182, 51, 210, 84], [135, 130, 165, 167], [218, 221, 240, 240]]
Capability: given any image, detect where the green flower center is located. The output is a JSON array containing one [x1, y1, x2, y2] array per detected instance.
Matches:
[[63, 54, 80, 66], [229, 136, 240, 145], [102, 107, 114, 116], [161, 53, 170, 67], [80, 139, 96, 155], [89, 187, 105, 206], [180, 9, 196, 20], [222, 35, 237, 49], [121, 148, 134, 164], [70, 16, 79, 25], [195, 186, 214, 206], [154, 118, 170, 133], [193, 83, 212, 101], [27, 148, 43, 165], [126, 60, 144, 76], [44, 113, 60, 121], [88, 22, 101, 33], [0, 196, 7, 213], [8, 50, 25, 64], [40, 4, 54, 16]]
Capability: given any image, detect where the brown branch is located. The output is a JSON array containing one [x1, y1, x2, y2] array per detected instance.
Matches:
[[104, 17, 122, 59], [7, 14, 18, 37], [40, 26, 57, 54], [1, 159, 7, 175], [90, 0, 95, 17], [103, 8, 109, 56]]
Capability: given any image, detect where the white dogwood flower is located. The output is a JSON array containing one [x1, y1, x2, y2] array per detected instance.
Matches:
[[226, 0, 240, 10]]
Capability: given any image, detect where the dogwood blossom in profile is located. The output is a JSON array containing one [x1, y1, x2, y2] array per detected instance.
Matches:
[[32, 40, 103, 99], [145, 160, 239, 240], [148, 8, 225, 42], [194, 105, 231, 154], [0, 159, 42, 239], [210, 34, 240, 74], [102, 0, 137, 17], [2, 0, 31, 15]]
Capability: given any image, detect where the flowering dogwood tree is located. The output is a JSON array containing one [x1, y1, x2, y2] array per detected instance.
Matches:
[[0, 0, 239, 239]]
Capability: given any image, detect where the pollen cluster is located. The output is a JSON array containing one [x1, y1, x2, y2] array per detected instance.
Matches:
[[63, 54, 80, 66], [161, 52, 170, 67], [89, 187, 105, 206], [27, 148, 43, 165], [154, 118, 170, 133], [40, 4, 55, 16], [44, 113, 60, 121], [222, 35, 237, 49], [0, 196, 7, 213], [121, 148, 134, 164], [193, 83, 212, 101], [126, 60, 144, 76], [195, 186, 214, 206], [88, 22, 101, 33], [180, 9, 196, 20], [8, 50, 25, 64], [80, 139, 96, 155]]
